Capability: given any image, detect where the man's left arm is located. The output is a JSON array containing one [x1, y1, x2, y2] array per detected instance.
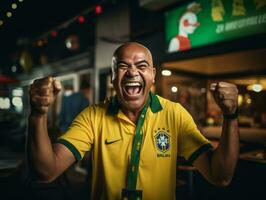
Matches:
[[193, 82, 239, 187]]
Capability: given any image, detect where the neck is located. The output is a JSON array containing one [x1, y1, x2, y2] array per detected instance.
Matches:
[[118, 93, 150, 124], [121, 107, 142, 124]]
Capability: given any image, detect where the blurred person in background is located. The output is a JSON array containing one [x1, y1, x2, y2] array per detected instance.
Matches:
[[59, 79, 91, 133], [28, 42, 239, 200]]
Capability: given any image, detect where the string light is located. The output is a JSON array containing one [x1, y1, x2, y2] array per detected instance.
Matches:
[[78, 16, 85, 23], [7, 12, 12, 18], [11, 3, 18, 9], [51, 31, 58, 38], [34, 4, 105, 44], [0, 2, 20, 28], [95, 5, 102, 14]]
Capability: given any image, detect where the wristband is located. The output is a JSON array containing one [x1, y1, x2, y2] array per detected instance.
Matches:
[[223, 108, 238, 119]]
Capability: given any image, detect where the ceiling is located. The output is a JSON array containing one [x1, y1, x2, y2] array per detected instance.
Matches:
[[139, 0, 184, 10], [163, 48, 266, 75], [0, 0, 102, 63], [162, 48, 266, 88], [0, 0, 184, 58]]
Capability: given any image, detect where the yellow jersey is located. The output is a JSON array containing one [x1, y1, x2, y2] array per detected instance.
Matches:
[[57, 92, 211, 200]]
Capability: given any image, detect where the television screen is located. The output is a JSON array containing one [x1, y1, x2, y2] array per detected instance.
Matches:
[[165, 0, 266, 53]]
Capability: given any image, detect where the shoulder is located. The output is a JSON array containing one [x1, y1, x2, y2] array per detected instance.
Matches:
[[75, 98, 109, 118], [155, 95, 184, 113], [88, 98, 110, 113], [155, 95, 194, 124], [153, 95, 185, 118], [153, 95, 194, 129]]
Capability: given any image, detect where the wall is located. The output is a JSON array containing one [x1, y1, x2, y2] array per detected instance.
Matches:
[[94, 1, 130, 102]]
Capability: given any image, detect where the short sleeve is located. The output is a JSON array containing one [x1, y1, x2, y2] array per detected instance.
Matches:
[[177, 105, 212, 163], [56, 107, 94, 161]]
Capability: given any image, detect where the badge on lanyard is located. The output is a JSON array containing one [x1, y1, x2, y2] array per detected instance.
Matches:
[[121, 188, 142, 200]]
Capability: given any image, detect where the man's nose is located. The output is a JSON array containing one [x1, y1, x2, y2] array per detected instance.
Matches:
[[126, 65, 139, 76]]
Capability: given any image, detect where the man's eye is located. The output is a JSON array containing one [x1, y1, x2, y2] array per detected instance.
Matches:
[[138, 65, 147, 69], [118, 65, 128, 69]]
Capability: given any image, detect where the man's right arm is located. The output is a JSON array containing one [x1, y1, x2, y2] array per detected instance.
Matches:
[[28, 76, 75, 182]]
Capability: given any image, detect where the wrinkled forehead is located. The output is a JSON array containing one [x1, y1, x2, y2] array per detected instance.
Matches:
[[114, 43, 153, 65]]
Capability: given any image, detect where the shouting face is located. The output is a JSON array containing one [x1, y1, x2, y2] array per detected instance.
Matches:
[[111, 42, 156, 113]]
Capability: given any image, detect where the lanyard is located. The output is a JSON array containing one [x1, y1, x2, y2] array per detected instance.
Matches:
[[127, 104, 149, 190]]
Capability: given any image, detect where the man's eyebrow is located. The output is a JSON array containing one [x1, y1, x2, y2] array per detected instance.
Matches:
[[117, 61, 129, 65], [116, 60, 150, 66], [134, 60, 150, 66]]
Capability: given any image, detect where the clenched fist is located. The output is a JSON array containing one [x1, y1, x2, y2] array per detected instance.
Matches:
[[210, 82, 238, 115], [30, 76, 62, 115]]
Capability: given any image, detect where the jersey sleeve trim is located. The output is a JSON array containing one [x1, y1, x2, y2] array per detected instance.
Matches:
[[56, 138, 82, 161], [188, 143, 213, 164]]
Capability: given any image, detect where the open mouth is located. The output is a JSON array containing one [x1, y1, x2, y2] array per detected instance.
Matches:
[[123, 82, 143, 97]]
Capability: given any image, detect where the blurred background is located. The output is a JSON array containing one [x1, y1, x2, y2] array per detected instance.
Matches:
[[0, 0, 265, 199]]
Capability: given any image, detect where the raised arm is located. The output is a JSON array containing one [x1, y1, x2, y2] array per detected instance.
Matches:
[[194, 82, 239, 187], [28, 76, 75, 182]]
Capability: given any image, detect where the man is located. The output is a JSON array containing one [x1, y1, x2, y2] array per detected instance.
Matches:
[[28, 42, 239, 200]]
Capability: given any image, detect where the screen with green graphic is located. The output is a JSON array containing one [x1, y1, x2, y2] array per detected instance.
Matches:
[[165, 0, 266, 53]]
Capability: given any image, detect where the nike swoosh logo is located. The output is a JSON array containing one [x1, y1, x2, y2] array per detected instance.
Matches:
[[105, 139, 121, 145]]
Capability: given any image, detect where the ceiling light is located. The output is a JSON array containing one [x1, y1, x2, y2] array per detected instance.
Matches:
[[171, 86, 178, 93], [0, 20, 3, 26], [252, 84, 263, 92], [161, 69, 172, 76], [247, 79, 263, 92], [247, 84, 263, 92]]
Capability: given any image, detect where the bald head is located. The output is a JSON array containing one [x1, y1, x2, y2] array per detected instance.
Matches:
[[113, 42, 153, 60], [111, 42, 153, 81]]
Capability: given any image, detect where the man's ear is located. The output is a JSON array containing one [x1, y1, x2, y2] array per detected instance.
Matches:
[[109, 68, 113, 84], [152, 67, 156, 83]]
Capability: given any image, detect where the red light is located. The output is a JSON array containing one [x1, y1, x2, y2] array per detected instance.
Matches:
[[78, 16, 85, 23], [51, 31, 58, 38], [95, 5, 102, 14]]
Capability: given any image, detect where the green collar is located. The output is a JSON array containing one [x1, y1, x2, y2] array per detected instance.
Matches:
[[107, 92, 162, 115]]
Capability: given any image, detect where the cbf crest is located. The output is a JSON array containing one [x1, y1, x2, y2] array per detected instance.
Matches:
[[154, 128, 170, 157]]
